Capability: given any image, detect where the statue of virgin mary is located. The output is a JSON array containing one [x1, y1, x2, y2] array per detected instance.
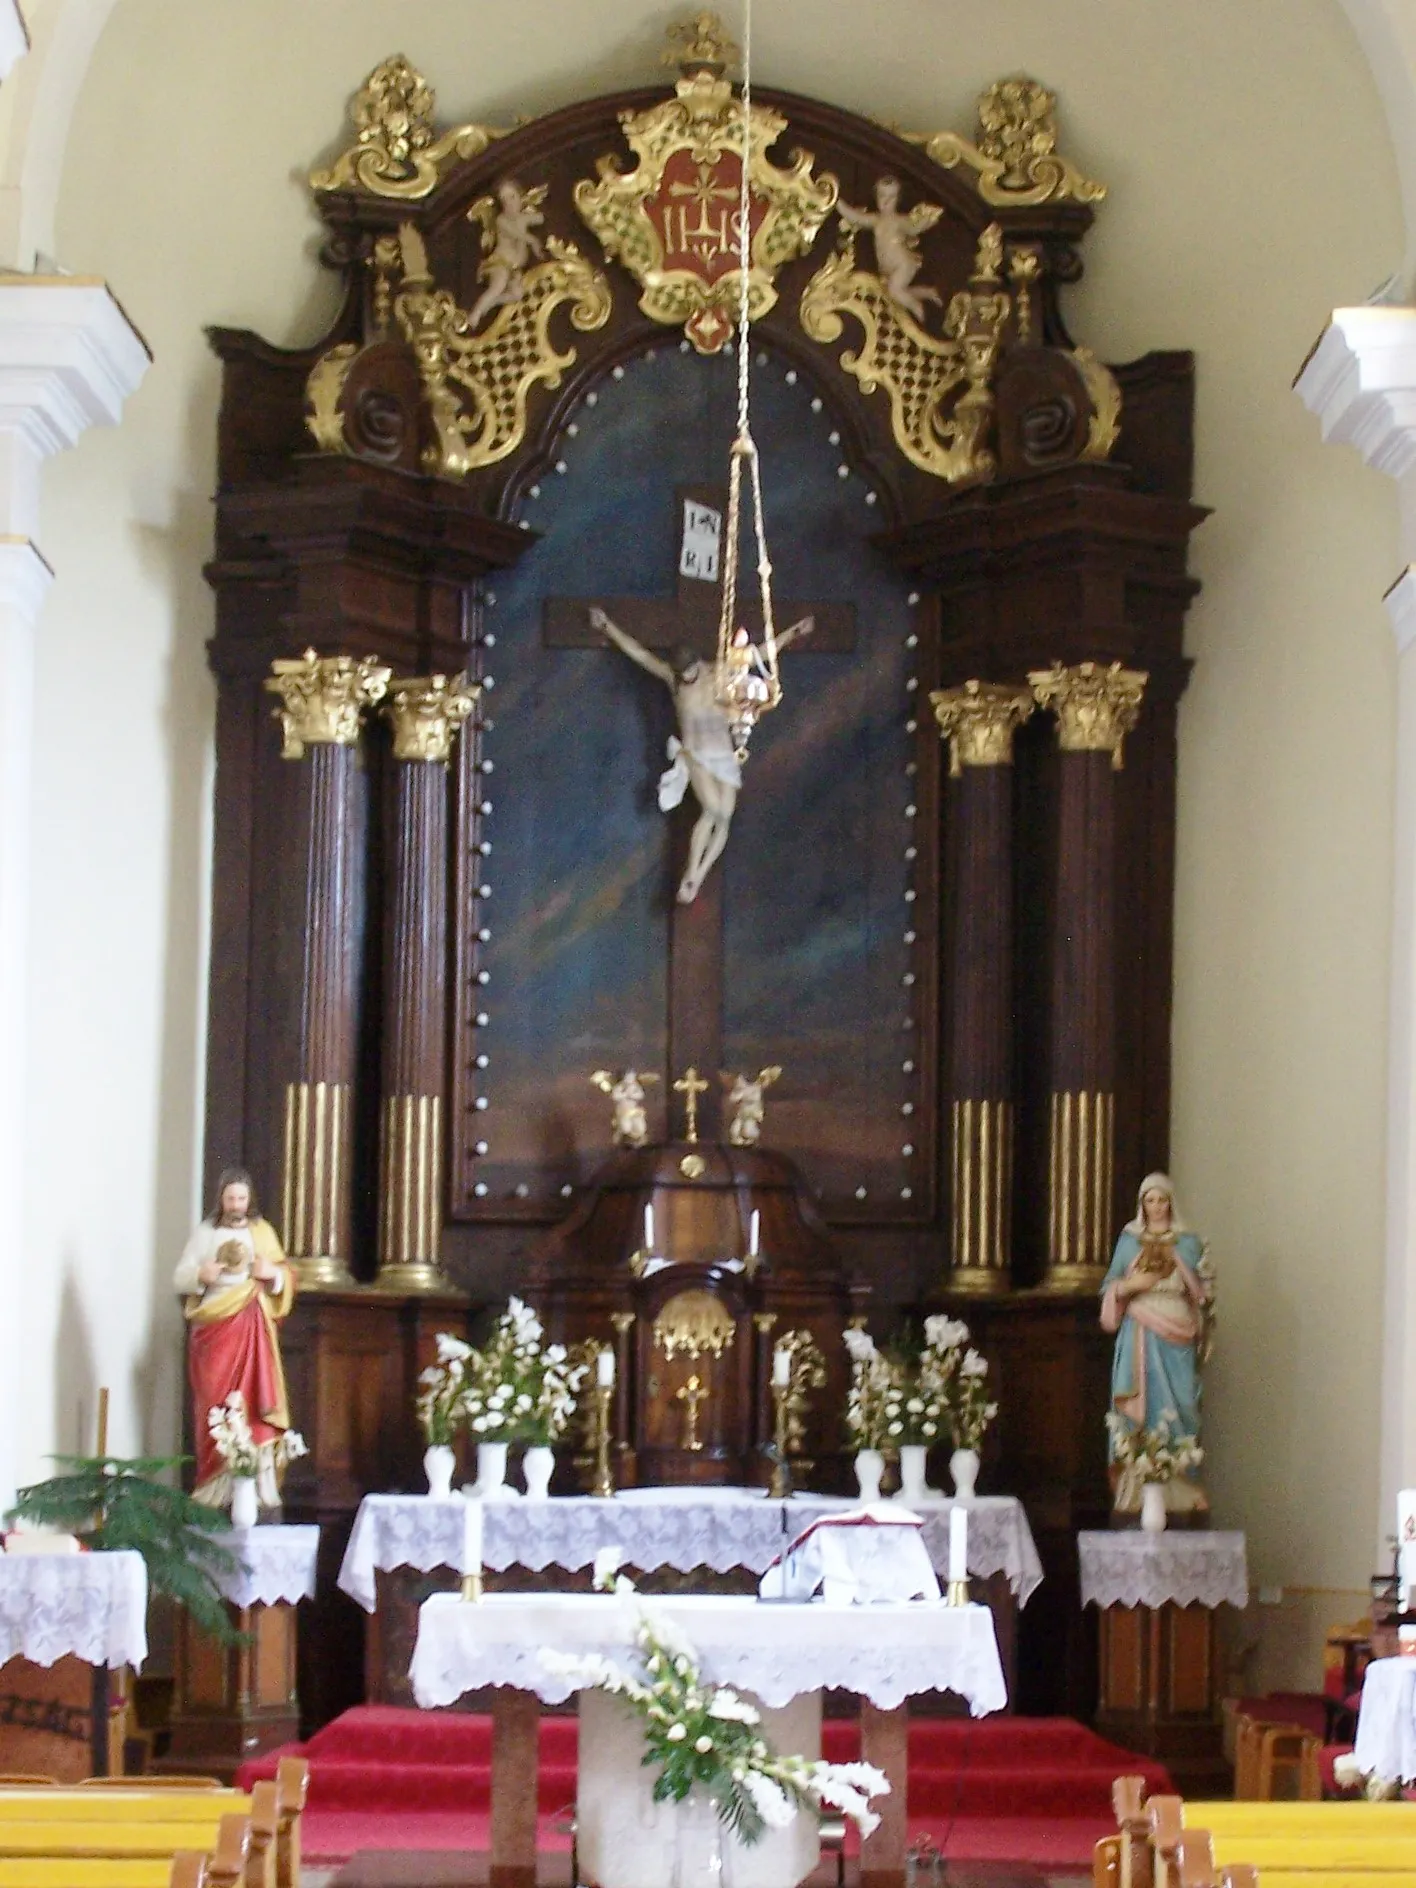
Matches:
[[1100, 1172, 1213, 1514]]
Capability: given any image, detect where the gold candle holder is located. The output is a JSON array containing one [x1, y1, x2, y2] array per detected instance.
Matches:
[[946, 1577, 971, 1608], [460, 1570, 484, 1603], [768, 1380, 793, 1498], [590, 1382, 615, 1498]]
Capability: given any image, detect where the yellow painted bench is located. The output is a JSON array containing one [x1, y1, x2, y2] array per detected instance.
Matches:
[[0, 1811, 247, 1888]]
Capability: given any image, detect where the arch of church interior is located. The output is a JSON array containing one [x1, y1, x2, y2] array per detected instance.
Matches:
[[2, 0, 1416, 1870]]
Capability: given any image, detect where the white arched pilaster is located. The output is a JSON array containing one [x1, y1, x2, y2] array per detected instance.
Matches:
[[0, 0, 119, 269]]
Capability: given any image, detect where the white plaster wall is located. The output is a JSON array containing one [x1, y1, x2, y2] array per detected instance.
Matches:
[[14, 0, 1401, 1683]]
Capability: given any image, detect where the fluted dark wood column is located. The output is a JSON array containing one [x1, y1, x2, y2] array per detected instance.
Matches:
[[932, 681, 1033, 1294], [266, 648, 390, 1289], [376, 674, 478, 1289], [1029, 660, 1146, 1292]]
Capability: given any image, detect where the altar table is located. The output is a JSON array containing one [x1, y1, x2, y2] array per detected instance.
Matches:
[[410, 1590, 1006, 1888], [1353, 1656, 1416, 1785], [343, 1487, 1038, 1709], [0, 1548, 147, 1776]]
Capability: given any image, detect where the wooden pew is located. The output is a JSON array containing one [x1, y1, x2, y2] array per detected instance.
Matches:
[[1233, 1711, 1321, 1800], [0, 1779, 279, 1888], [0, 1810, 248, 1887], [0, 1758, 305, 1888]]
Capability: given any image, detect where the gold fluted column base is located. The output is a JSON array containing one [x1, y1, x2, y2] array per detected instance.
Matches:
[[948, 1097, 1013, 1295], [1041, 1088, 1114, 1292], [375, 1092, 446, 1291], [282, 1079, 356, 1291]]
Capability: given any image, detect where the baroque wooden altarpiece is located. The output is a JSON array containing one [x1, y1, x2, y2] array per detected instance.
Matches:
[[203, 14, 1204, 1729]]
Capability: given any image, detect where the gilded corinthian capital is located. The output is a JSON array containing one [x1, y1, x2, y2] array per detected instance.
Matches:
[[265, 648, 392, 760], [1028, 660, 1147, 770], [930, 680, 1034, 776], [384, 673, 480, 763]]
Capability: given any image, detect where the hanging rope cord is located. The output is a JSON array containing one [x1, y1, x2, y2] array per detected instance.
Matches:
[[718, 0, 778, 687]]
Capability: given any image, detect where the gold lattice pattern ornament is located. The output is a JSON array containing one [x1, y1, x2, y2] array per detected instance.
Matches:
[[800, 222, 1010, 485], [310, 54, 508, 199]]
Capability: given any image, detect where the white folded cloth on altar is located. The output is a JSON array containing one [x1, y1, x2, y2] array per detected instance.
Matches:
[[758, 1503, 941, 1605]]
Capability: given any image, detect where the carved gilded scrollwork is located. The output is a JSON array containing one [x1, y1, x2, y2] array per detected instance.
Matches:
[[264, 649, 392, 760], [390, 221, 612, 477], [1072, 346, 1122, 461], [574, 40, 837, 354], [905, 76, 1105, 210], [653, 1289, 737, 1361], [800, 222, 1010, 485], [384, 673, 480, 764], [310, 54, 509, 199], [1028, 660, 1147, 770], [931, 680, 1035, 775], [305, 343, 358, 453]]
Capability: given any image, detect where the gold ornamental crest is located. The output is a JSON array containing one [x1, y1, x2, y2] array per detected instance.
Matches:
[[574, 48, 837, 354]]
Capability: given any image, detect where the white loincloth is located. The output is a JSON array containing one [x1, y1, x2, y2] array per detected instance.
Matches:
[[657, 735, 741, 812]]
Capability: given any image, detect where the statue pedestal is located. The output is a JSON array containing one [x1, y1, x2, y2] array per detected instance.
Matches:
[[160, 1599, 299, 1782]]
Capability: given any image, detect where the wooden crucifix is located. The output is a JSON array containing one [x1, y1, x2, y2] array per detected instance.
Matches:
[[545, 487, 854, 1123]]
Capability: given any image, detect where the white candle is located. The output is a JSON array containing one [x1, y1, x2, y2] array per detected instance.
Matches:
[[749, 1209, 760, 1257], [772, 1345, 791, 1388], [462, 1496, 484, 1576], [948, 1506, 968, 1585], [644, 1202, 655, 1252], [597, 1346, 615, 1388]]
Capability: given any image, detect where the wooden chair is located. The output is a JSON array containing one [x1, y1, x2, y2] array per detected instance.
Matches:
[[1233, 1711, 1321, 1800]]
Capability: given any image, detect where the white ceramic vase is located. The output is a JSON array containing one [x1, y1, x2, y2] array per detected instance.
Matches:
[[1141, 1482, 1168, 1533], [477, 1440, 517, 1500], [230, 1476, 259, 1529], [672, 1790, 730, 1888], [424, 1443, 455, 1499], [897, 1443, 932, 1505], [522, 1444, 555, 1500], [854, 1448, 885, 1504], [949, 1447, 980, 1500]]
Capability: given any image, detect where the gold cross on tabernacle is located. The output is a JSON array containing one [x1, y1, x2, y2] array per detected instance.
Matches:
[[676, 1373, 708, 1452], [674, 1065, 709, 1143]]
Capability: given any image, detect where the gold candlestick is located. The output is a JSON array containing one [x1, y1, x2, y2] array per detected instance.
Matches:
[[590, 1382, 615, 1497], [768, 1379, 792, 1498], [946, 1578, 971, 1608], [460, 1570, 484, 1603]]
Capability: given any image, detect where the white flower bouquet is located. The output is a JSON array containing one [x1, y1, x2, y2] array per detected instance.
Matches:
[[541, 1572, 889, 1846], [1105, 1408, 1203, 1485], [919, 1317, 997, 1453], [842, 1327, 903, 1451], [461, 1297, 588, 1447], [416, 1332, 475, 1446], [207, 1390, 308, 1477]]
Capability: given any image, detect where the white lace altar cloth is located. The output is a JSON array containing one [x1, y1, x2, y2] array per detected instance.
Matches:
[[1354, 1657, 1416, 1783], [759, 1508, 940, 1605], [1077, 1530, 1248, 1611], [0, 1549, 148, 1669], [220, 1525, 319, 1609], [338, 1488, 1042, 1611], [409, 1590, 1008, 1714]]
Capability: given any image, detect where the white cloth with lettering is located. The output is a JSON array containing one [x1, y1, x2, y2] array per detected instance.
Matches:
[[220, 1525, 319, 1608], [0, 1548, 148, 1669], [1354, 1657, 1416, 1784], [758, 1505, 940, 1605], [339, 1487, 1043, 1611], [409, 1589, 1007, 1714], [1077, 1529, 1248, 1611]]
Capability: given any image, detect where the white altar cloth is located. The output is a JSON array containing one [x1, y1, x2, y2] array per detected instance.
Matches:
[[220, 1525, 319, 1609], [1077, 1530, 1248, 1611], [339, 1488, 1042, 1610], [0, 1548, 148, 1670], [409, 1590, 1008, 1714], [759, 1508, 940, 1605], [1354, 1657, 1416, 1783]]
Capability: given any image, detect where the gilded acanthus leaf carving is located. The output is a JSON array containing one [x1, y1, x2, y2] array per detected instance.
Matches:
[[799, 223, 1010, 486], [310, 54, 509, 199], [902, 75, 1105, 210]]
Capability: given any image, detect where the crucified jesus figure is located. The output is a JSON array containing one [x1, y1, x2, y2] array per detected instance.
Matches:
[[590, 606, 813, 904]]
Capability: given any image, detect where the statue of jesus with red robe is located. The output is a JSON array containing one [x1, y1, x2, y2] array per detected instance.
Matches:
[[173, 1166, 296, 1508]]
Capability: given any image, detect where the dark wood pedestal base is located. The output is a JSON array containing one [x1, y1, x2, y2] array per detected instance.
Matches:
[[157, 1600, 299, 1782], [1095, 1600, 1231, 1795]]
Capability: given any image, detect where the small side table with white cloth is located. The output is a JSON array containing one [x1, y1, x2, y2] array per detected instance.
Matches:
[[341, 1487, 1040, 1704], [1079, 1528, 1248, 1793], [411, 1589, 1007, 1888], [1353, 1656, 1416, 1786], [0, 1547, 147, 1776], [160, 1523, 319, 1781]]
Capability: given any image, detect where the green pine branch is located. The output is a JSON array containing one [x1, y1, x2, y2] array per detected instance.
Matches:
[[6, 1455, 244, 1645]]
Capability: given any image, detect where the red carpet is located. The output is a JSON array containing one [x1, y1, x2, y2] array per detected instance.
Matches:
[[238, 1706, 1169, 1867]]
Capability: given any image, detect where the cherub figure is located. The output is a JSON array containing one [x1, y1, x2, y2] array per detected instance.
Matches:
[[590, 1068, 660, 1148], [466, 179, 548, 329], [721, 1066, 781, 1148], [837, 176, 943, 323]]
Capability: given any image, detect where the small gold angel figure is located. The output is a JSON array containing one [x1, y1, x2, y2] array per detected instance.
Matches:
[[466, 179, 548, 328], [721, 1066, 781, 1147], [837, 176, 943, 322], [590, 1068, 660, 1148]]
